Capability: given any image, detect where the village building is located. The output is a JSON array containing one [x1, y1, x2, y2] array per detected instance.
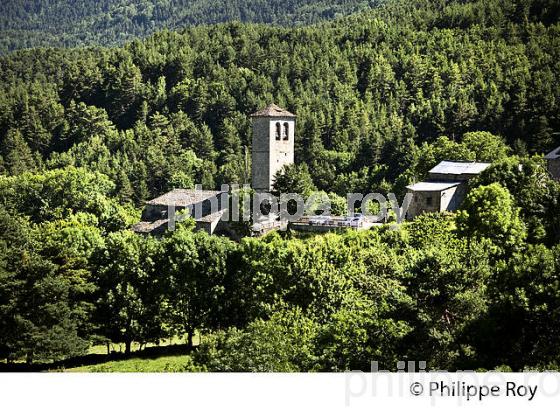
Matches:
[[133, 103, 296, 235], [251, 104, 295, 192], [545, 146, 560, 181], [132, 188, 226, 235], [406, 161, 491, 219]]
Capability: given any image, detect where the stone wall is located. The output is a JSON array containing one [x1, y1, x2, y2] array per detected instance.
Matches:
[[440, 185, 465, 212], [407, 184, 467, 219], [251, 117, 271, 192], [141, 196, 222, 221], [252, 116, 295, 192], [407, 190, 442, 219], [428, 172, 476, 182], [547, 158, 560, 181]]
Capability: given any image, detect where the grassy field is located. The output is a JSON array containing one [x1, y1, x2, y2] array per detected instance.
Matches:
[[62, 334, 203, 372], [87, 334, 199, 355], [65, 355, 198, 372], [0, 334, 202, 372]]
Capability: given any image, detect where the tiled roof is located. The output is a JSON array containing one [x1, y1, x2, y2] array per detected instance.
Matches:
[[407, 181, 462, 192], [429, 161, 491, 175], [131, 219, 169, 234], [545, 146, 560, 160], [197, 210, 226, 223], [146, 189, 222, 207], [250, 103, 295, 118], [131, 210, 225, 234]]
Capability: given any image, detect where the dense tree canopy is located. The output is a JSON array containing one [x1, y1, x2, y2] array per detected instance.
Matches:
[[1, 0, 559, 202], [0, 0, 559, 371], [0, 0, 381, 54]]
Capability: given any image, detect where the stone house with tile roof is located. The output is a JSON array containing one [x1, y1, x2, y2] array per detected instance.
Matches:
[[406, 160, 491, 219]]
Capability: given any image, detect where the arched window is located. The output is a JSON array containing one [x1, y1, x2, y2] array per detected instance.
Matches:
[[275, 122, 281, 140], [283, 122, 289, 140]]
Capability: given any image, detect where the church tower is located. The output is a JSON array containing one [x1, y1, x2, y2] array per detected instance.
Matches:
[[250, 104, 296, 192]]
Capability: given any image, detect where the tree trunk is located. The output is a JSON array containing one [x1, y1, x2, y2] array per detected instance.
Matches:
[[125, 340, 132, 355], [187, 329, 194, 349]]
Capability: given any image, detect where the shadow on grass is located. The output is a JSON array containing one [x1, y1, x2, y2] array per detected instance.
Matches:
[[0, 343, 196, 372]]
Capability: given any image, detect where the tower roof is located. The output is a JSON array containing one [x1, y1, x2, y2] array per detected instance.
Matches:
[[250, 103, 296, 118]]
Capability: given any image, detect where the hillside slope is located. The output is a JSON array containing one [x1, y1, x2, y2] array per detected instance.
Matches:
[[0, 0, 379, 54], [1, 0, 560, 371], [0, 0, 559, 199]]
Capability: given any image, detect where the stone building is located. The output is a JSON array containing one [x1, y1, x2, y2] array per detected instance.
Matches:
[[133, 103, 296, 236], [406, 161, 491, 219], [251, 104, 295, 192], [132, 188, 226, 235], [545, 146, 560, 181]]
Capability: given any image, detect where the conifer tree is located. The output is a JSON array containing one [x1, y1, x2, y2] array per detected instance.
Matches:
[[1, 129, 36, 175]]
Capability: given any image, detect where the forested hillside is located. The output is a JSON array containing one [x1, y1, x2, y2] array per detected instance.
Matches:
[[1, 0, 560, 371], [0, 0, 378, 54], [1, 0, 559, 200]]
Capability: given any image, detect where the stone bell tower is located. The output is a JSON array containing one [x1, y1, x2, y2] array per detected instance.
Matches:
[[250, 103, 296, 192]]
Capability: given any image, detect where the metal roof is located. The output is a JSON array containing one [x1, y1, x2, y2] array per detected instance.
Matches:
[[545, 146, 560, 160], [406, 181, 461, 192], [146, 189, 222, 207], [250, 103, 295, 118], [429, 161, 491, 175]]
